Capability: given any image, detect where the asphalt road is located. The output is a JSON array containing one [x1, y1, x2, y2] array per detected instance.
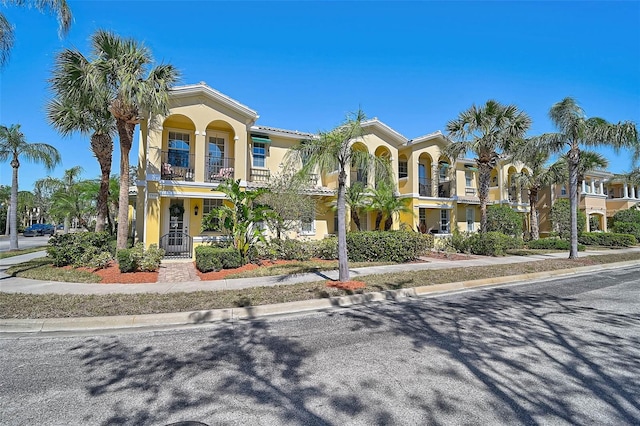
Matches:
[[1, 267, 639, 425], [0, 234, 51, 252]]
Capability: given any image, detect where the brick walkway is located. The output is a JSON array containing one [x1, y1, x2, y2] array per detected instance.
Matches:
[[157, 260, 200, 283]]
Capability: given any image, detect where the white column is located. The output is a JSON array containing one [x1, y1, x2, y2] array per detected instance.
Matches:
[[582, 180, 587, 194], [599, 181, 604, 195], [631, 186, 637, 199], [623, 183, 629, 198], [590, 179, 596, 194]]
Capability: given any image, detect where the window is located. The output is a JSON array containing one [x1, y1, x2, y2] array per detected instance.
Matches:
[[466, 208, 475, 232], [202, 199, 223, 231], [440, 209, 450, 233], [439, 163, 449, 181], [418, 208, 428, 233], [301, 208, 315, 235], [560, 186, 567, 196], [398, 160, 408, 179], [465, 171, 473, 187], [168, 131, 190, 168], [253, 142, 266, 168]]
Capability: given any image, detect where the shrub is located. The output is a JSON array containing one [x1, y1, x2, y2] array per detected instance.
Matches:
[[465, 232, 523, 256], [578, 232, 637, 247], [346, 231, 431, 262], [612, 208, 640, 239], [550, 199, 586, 240], [271, 239, 314, 261], [486, 205, 524, 236], [195, 246, 242, 271], [195, 246, 222, 272], [47, 232, 115, 267], [84, 251, 113, 269], [116, 243, 164, 273], [526, 238, 585, 251], [313, 237, 338, 260]]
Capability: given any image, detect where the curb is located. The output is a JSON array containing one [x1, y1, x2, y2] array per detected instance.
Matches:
[[1, 259, 637, 334]]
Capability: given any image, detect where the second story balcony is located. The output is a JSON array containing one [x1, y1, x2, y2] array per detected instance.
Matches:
[[419, 178, 432, 197], [162, 151, 194, 181], [206, 156, 235, 183]]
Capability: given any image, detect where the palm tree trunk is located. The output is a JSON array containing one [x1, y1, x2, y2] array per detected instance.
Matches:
[[375, 212, 383, 230], [351, 211, 361, 231], [529, 187, 540, 240], [337, 170, 349, 282], [91, 133, 113, 233], [116, 120, 135, 249], [9, 158, 19, 250], [568, 146, 580, 259], [478, 163, 491, 233], [384, 215, 393, 231]]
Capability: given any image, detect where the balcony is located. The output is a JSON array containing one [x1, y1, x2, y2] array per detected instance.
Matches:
[[419, 178, 432, 197], [350, 169, 368, 186], [465, 187, 477, 196], [438, 181, 452, 198], [250, 168, 271, 182], [162, 151, 194, 181], [206, 156, 235, 183]]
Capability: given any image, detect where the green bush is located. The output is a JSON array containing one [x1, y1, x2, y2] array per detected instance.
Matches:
[[116, 248, 137, 273], [612, 208, 640, 239], [271, 238, 314, 261], [195, 246, 222, 272], [526, 238, 586, 251], [116, 243, 164, 273], [550, 199, 586, 240], [486, 205, 524, 236], [47, 232, 115, 267], [313, 237, 338, 260], [216, 247, 243, 269], [578, 232, 637, 247], [464, 232, 523, 256], [346, 231, 431, 262]]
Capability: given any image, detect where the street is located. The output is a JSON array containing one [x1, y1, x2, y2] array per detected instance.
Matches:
[[0, 234, 51, 252], [1, 267, 639, 425]]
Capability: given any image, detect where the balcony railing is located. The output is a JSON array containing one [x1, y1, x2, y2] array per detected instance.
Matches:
[[162, 151, 194, 181], [250, 168, 271, 182], [350, 169, 368, 185], [465, 187, 477, 196], [206, 156, 235, 182], [419, 178, 432, 197], [438, 181, 452, 198]]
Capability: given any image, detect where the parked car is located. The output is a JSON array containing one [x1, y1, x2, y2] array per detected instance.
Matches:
[[23, 224, 55, 237]]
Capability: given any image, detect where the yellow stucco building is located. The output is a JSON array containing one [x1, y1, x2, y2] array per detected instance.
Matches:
[[133, 83, 533, 258]]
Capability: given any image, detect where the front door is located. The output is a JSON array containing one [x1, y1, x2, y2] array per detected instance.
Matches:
[[164, 199, 190, 256]]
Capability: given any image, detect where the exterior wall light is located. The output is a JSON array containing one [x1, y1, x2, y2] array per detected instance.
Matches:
[[194, 205, 199, 216]]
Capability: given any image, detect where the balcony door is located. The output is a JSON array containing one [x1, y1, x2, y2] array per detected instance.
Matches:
[[207, 134, 230, 180]]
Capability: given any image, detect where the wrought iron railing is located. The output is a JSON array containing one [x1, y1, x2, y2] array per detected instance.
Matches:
[[206, 156, 235, 182], [159, 231, 192, 258], [419, 178, 432, 197], [161, 151, 195, 181]]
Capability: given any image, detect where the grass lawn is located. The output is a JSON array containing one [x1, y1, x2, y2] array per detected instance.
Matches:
[[0, 246, 48, 259], [2, 251, 639, 319]]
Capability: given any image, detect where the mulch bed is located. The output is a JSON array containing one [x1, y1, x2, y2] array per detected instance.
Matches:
[[70, 263, 159, 284], [194, 259, 317, 281], [326, 280, 366, 290]]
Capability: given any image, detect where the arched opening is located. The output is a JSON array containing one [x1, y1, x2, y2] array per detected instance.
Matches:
[[418, 153, 433, 197], [205, 120, 236, 182], [350, 142, 369, 186], [374, 146, 392, 189], [437, 155, 452, 198], [162, 115, 196, 181], [507, 166, 518, 202]]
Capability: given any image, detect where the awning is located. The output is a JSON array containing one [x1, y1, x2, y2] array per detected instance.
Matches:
[[251, 135, 271, 144]]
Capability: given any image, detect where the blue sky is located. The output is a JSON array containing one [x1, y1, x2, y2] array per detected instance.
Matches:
[[1, 1, 639, 191]]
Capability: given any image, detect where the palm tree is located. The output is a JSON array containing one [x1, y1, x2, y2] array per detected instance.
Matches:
[[345, 182, 369, 231], [0, 0, 72, 67], [84, 30, 179, 248], [511, 139, 565, 240], [0, 124, 60, 250], [445, 100, 531, 233], [48, 48, 116, 232], [0, 185, 10, 235], [36, 166, 84, 232], [368, 182, 413, 231], [534, 97, 638, 258], [287, 109, 388, 282]]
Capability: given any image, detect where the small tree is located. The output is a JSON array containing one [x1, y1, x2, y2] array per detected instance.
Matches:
[[202, 179, 270, 262], [486, 205, 523, 237], [550, 199, 586, 240]]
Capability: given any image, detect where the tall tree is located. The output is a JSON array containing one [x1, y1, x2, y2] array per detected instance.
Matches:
[[510, 139, 565, 240], [445, 100, 531, 233], [0, 0, 72, 67], [0, 184, 10, 235], [84, 30, 179, 248], [36, 166, 84, 232], [534, 97, 638, 258], [288, 110, 389, 282], [48, 48, 116, 232], [368, 182, 413, 231], [0, 124, 60, 249], [345, 182, 368, 231]]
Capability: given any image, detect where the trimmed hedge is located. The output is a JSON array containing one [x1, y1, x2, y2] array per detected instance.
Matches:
[[346, 231, 433, 262], [47, 232, 115, 267], [526, 238, 586, 251], [467, 232, 523, 256], [578, 232, 637, 247], [195, 246, 243, 272]]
